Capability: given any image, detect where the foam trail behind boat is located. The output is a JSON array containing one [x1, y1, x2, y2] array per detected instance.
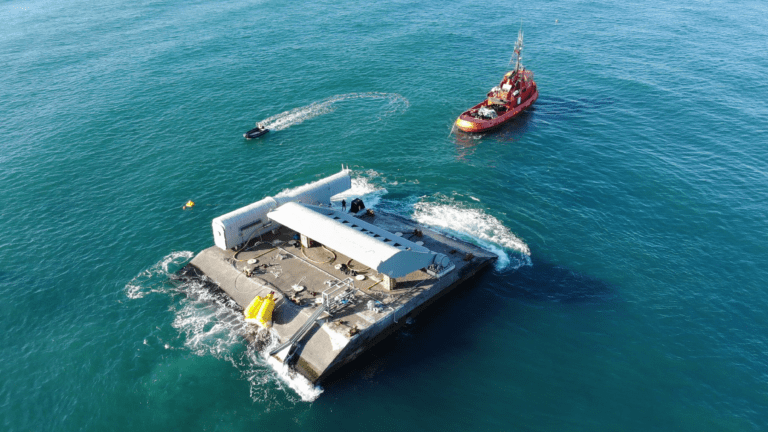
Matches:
[[330, 176, 388, 210], [411, 200, 532, 270], [335, 170, 532, 271], [259, 92, 409, 131]]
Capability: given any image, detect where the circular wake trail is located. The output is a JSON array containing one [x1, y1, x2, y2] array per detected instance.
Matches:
[[259, 92, 409, 131]]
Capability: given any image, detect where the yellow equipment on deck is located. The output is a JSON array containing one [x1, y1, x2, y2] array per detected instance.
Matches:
[[244, 295, 264, 323], [244, 292, 276, 328]]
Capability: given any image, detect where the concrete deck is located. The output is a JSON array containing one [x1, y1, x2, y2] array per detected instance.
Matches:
[[183, 210, 496, 383]]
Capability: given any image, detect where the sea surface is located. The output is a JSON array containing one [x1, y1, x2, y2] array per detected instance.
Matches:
[[2, 0, 768, 430]]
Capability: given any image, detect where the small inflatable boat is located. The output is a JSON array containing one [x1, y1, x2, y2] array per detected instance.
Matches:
[[244, 125, 269, 139]]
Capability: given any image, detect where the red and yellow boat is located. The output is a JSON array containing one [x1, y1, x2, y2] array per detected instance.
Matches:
[[455, 28, 538, 133]]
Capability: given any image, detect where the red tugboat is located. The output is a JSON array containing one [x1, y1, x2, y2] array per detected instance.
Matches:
[[455, 28, 538, 133]]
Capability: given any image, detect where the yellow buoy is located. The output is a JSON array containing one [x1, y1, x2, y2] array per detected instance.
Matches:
[[244, 295, 264, 323]]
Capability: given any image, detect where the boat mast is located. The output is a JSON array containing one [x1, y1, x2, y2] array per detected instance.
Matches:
[[513, 26, 524, 74]]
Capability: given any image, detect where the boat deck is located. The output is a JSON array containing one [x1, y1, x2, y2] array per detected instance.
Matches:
[[185, 210, 497, 382]]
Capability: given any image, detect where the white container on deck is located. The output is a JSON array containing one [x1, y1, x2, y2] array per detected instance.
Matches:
[[212, 169, 352, 250], [212, 197, 278, 250], [274, 170, 352, 206]]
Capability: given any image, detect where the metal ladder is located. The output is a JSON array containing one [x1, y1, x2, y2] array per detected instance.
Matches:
[[268, 278, 357, 362], [269, 303, 327, 360]]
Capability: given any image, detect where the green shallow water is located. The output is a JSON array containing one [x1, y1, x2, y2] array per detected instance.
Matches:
[[2, 0, 768, 430]]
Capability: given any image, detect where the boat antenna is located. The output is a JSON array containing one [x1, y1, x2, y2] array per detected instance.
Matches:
[[512, 21, 524, 73]]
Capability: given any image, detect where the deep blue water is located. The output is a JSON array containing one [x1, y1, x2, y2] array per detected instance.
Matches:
[[2, 0, 768, 430]]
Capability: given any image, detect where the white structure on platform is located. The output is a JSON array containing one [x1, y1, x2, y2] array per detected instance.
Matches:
[[212, 169, 352, 250], [210, 168, 454, 280], [268, 203, 452, 278]]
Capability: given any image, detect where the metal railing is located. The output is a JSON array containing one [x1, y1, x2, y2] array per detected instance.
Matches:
[[322, 277, 357, 314]]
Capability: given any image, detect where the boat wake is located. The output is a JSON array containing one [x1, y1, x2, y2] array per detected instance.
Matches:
[[125, 252, 323, 403], [331, 175, 388, 210], [411, 198, 532, 270], [125, 251, 194, 299], [258, 92, 409, 131], [342, 171, 532, 270]]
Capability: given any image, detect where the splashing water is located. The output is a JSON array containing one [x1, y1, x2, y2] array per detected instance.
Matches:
[[332, 170, 532, 270], [125, 251, 194, 299], [262, 349, 324, 402], [126, 253, 324, 402], [172, 279, 324, 401], [258, 92, 409, 131], [411, 197, 531, 270], [331, 175, 388, 210]]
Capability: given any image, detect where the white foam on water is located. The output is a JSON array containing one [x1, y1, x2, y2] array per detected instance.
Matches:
[[171, 280, 245, 357], [125, 251, 194, 299], [331, 175, 388, 210], [411, 198, 532, 270], [259, 92, 409, 132], [260, 102, 336, 132], [325, 170, 531, 270], [264, 352, 324, 402], [173, 281, 324, 402], [126, 252, 322, 403]]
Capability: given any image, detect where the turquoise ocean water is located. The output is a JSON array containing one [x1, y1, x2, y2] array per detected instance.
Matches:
[[2, 0, 768, 430]]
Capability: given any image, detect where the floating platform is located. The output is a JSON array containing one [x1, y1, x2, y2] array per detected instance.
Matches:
[[180, 170, 497, 384]]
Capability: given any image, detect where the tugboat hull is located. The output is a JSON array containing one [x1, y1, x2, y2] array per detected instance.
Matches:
[[455, 88, 538, 133]]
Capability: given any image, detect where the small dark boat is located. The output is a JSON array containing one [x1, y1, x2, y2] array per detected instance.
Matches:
[[244, 124, 269, 139]]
